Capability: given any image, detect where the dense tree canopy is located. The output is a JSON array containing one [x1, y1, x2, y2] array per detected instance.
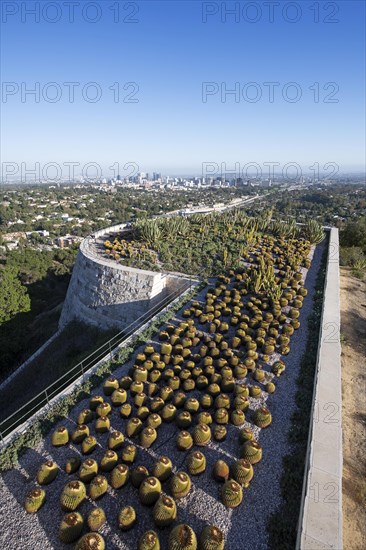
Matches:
[[0, 266, 31, 325]]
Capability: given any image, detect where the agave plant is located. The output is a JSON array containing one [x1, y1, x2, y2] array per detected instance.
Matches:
[[302, 219, 325, 244]]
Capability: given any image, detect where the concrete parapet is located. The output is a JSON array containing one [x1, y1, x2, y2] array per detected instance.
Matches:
[[297, 228, 343, 549]]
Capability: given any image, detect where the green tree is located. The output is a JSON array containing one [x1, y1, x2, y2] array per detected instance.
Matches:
[[0, 266, 31, 325]]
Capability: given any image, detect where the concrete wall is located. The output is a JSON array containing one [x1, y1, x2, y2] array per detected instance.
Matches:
[[59, 227, 190, 331], [297, 228, 343, 549]]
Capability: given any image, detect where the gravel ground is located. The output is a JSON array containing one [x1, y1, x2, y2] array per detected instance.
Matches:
[[0, 240, 325, 550]]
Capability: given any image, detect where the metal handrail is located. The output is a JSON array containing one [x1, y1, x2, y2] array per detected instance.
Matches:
[[0, 273, 202, 444]]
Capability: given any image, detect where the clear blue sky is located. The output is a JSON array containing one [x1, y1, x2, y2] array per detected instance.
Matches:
[[1, 0, 365, 178]]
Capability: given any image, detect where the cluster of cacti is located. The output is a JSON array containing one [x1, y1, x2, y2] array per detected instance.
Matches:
[[27, 210, 316, 546]]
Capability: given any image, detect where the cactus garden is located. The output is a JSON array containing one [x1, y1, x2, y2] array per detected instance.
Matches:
[[0, 211, 327, 549]]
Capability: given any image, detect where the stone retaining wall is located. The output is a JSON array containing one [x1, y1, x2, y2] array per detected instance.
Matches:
[[59, 226, 191, 331]]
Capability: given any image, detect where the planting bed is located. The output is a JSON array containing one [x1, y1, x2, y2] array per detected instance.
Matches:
[[0, 216, 326, 550]]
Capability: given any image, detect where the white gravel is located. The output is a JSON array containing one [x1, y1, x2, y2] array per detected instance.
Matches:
[[0, 241, 325, 550]]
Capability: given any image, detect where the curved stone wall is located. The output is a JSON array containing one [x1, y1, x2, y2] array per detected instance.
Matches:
[[59, 227, 190, 331]]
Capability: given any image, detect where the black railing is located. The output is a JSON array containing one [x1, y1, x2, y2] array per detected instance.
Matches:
[[0, 275, 199, 445]]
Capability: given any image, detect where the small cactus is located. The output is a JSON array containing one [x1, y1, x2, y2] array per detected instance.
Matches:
[[89, 395, 104, 410], [253, 407, 272, 428], [95, 415, 110, 434], [111, 388, 127, 406], [147, 413, 162, 429], [60, 480, 86, 511], [71, 424, 90, 444], [184, 398, 200, 414], [79, 459, 98, 483], [152, 456, 173, 482], [213, 425, 227, 441], [272, 360, 286, 377], [265, 382, 276, 394], [238, 427, 254, 444], [171, 472, 191, 499], [110, 464, 129, 489], [249, 385, 262, 398], [96, 402, 111, 418], [240, 440, 262, 464], [126, 417, 143, 437], [199, 525, 225, 550], [118, 505, 136, 531], [51, 426, 69, 447], [212, 460, 229, 482], [24, 488, 46, 513], [74, 533, 105, 550], [231, 459, 254, 487], [233, 395, 250, 412], [139, 476, 162, 506], [140, 427, 157, 448], [108, 431, 125, 450], [231, 409, 245, 426], [103, 376, 119, 395], [196, 412, 213, 425], [65, 457, 81, 475], [139, 530, 161, 550], [153, 494, 177, 527], [131, 465, 149, 488], [100, 450, 118, 472], [187, 451, 206, 475], [221, 479, 243, 508], [37, 460, 59, 485], [89, 475, 108, 500], [77, 409, 93, 425], [192, 424, 211, 446], [161, 404, 177, 423], [214, 408, 229, 425], [176, 431, 193, 451], [59, 512, 84, 543], [176, 411, 192, 429], [168, 524, 197, 550], [121, 444, 137, 464], [87, 507, 106, 531], [82, 436, 97, 455], [120, 403, 132, 418]]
